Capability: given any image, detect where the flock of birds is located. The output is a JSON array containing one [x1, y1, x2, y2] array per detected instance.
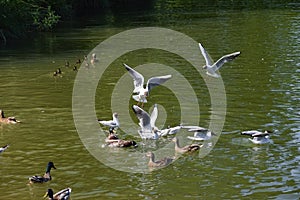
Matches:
[[0, 43, 273, 199]]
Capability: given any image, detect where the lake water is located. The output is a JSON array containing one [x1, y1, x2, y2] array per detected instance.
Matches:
[[0, 4, 299, 200]]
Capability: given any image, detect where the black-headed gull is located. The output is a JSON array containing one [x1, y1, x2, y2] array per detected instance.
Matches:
[[159, 125, 182, 137], [241, 130, 271, 144], [198, 43, 240, 78], [98, 113, 120, 128], [132, 104, 160, 139], [124, 63, 172, 107], [183, 126, 216, 141]]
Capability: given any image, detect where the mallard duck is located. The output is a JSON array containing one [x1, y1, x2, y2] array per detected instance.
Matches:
[[199, 43, 240, 78], [106, 139, 138, 148], [146, 152, 174, 168], [0, 144, 9, 153], [44, 188, 71, 200], [172, 137, 201, 153], [98, 113, 120, 128], [241, 130, 272, 144], [105, 127, 119, 141], [0, 110, 20, 124], [29, 162, 56, 183]]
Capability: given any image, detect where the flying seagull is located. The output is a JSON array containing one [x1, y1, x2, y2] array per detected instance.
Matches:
[[198, 43, 240, 78], [124, 63, 172, 107]]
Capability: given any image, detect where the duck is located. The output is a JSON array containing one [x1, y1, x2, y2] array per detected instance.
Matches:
[[44, 188, 71, 200], [146, 152, 174, 168], [172, 137, 201, 153], [198, 43, 240, 78], [65, 61, 70, 67], [105, 127, 119, 141], [124, 63, 172, 107], [241, 130, 272, 144], [29, 161, 56, 183], [106, 139, 138, 148], [0, 110, 20, 124], [98, 112, 120, 128], [0, 144, 9, 153]]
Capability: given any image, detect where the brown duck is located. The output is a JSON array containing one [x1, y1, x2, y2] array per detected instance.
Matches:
[[146, 152, 174, 168], [172, 137, 202, 153]]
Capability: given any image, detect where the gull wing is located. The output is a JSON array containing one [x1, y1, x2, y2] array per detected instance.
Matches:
[[213, 51, 240, 71], [132, 105, 152, 132], [146, 75, 172, 94], [199, 43, 213, 66], [150, 104, 158, 129], [123, 63, 144, 93], [241, 130, 261, 137]]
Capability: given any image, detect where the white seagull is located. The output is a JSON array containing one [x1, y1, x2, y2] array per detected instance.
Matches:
[[198, 43, 241, 78], [124, 63, 172, 106], [91, 53, 99, 65], [132, 104, 160, 139], [241, 130, 271, 144], [159, 125, 182, 137], [98, 112, 120, 128], [183, 126, 216, 141]]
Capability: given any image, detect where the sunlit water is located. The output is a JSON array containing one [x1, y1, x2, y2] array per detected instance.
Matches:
[[0, 6, 299, 200]]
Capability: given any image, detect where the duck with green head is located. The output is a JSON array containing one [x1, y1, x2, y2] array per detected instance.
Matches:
[[44, 188, 71, 200], [29, 162, 56, 183]]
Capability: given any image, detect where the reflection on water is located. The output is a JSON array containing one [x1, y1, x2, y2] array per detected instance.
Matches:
[[0, 5, 300, 200]]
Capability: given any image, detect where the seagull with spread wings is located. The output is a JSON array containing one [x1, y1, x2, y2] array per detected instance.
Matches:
[[198, 43, 240, 78], [124, 63, 172, 107]]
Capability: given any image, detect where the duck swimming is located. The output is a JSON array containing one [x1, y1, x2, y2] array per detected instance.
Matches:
[[29, 161, 56, 183], [0, 144, 9, 153], [241, 130, 272, 144], [172, 137, 201, 153], [0, 110, 20, 124], [146, 152, 174, 168], [44, 188, 71, 200]]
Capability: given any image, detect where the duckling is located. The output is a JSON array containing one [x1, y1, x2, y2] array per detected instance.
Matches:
[[146, 152, 174, 168], [0, 144, 9, 153], [241, 130, 272, 144], [44, 188, 71, 200], [76, 58, 81, 64], [29, 162, 56, 183], [0, 110, 20, 124], [172, 137, 201, 153], [65, 61, 70, 67], [53, 68, 62, 77], [90, 53, 99, 64]]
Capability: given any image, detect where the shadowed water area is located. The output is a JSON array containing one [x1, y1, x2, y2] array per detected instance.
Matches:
[[0, 2, 299, 199]]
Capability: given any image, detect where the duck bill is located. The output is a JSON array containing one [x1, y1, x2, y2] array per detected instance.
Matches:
[[43, 192, 49, 198]]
